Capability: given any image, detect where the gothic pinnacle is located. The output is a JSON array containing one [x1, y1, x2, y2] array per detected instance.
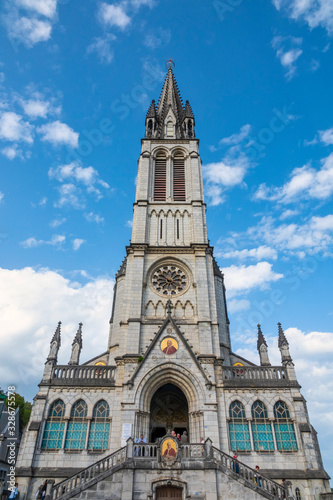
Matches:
[[278, 322, 288, 348], [257, 324, 267, 351], [72, 322, 83, 348], [51, 321, 61, 346]]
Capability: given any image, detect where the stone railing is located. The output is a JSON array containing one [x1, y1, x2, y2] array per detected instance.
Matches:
[[181, 443, 204, 459], [133, 443, 158, 458], [50, 446, 126, 500], [221, 366, 293, 388], [49, 365, 116, 386], [212, 447, 286, 499]]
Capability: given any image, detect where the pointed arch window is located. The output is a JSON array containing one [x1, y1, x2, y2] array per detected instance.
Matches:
[[173, 154, 185, 201], [273, 401, 298, 451], [41, 399, 65, 450], [64, 400, 88, 450], [251, 401, 274, 451], [154, 152, 166, 201], [88, 400, 110, 451], [228, 400, 251, 451], [295, 488, 301, 500]]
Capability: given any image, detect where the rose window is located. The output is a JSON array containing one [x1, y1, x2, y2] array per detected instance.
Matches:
[[152, 265, 187, 296]]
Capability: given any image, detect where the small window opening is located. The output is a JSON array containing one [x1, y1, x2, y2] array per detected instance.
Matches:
[[177, 219, 180, 240], [160, 220, 163, 239]]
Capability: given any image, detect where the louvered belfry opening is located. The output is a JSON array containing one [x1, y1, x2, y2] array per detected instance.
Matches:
[[173, 154, 185, 201], [154, 152, 167, 201]]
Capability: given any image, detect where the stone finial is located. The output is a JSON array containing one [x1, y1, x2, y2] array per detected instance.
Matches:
[[257, 324, 267, 350], [278, 322, 288, 348], [146, 99, 156, 118], [47, 322, 61, 362], [68, 323, 83, 366], [277, 322, 293, 366], [257, 324, 270, 367]]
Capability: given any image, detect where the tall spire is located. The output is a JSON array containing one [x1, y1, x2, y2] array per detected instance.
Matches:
[[68, 323, 83, 365], [144, 65, 195, 140], [257, 324, 270, 366]]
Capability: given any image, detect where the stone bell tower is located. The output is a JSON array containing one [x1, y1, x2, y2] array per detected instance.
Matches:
[[107, 62, 231, 366]]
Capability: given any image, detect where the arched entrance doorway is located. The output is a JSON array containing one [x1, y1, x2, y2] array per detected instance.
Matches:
[[156, 486, 182, 499], [150, 384, 188, 442]]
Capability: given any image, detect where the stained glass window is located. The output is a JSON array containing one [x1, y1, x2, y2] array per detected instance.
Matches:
[[251, 401, 274, 451], [273, 401, 298, 451], [64, 400, 88, 451], [88, 400, 110, 451], [229, 401, 251, 451], [41, 399, 65, 450]]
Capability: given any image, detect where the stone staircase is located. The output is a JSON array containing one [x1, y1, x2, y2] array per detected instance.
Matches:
[[45, 440, 287, 500]]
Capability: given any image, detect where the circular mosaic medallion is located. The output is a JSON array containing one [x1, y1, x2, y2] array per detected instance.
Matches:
[[151, 265, 187, 296]]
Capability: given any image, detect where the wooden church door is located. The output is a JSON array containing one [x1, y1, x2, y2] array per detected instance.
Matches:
[[156, 486, 182, 498]]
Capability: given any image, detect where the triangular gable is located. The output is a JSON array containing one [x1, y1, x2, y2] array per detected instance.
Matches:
[[126, 312, 212, 387]]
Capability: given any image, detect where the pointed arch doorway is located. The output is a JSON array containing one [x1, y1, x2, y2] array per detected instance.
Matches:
[[150, 383, 189, 442]]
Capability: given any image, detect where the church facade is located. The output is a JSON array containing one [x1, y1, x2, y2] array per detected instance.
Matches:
[[16, 67, 331, 500]]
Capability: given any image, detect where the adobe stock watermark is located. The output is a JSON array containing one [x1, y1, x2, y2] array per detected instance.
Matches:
[[246, 107, 292, 162], [234, 253, 327, 335], [213, 0, 243, 22], [65, 63, 164, 165]]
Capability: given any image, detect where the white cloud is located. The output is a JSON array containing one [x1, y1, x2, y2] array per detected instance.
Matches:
[[279, 208, 299, 220], [98, 3, 131, 29], [319, 127, 333, 145], [228, 298, 251, 313], [0, 192, 4, 203], [1, 145, 23, 160], [254, 153, 333, 203], [37, 120, 79, 148], [0, 267, 113, 397], [0, 111, 33, 143], [72, 238, 85, 251], [144, 28, 171, 49], [14, 0, 58, 18], [0, 72, 5, 83], [248, 214, 333, 255], [272, 35, 303, 80], [55, 183, 83, 209], [20, 98, 51, 119], [49, 161, 109, 206], [8, 16, 52, 47], [50, 217, 66, 227], [272, 0, 333, 35], [21, 234, 65, 248], [84, 212, 104, 224], [219, 124, 252, 146], [203, 153, 249, 205], [87, 34, 116, 64], [222, 262, 283, 298], [223, 245, 278, 261]]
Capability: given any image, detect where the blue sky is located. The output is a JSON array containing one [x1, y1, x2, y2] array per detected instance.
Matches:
[[0, 0, 333, 480]]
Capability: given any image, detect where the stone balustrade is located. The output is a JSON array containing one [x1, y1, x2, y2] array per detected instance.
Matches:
[[220, 366, 295, 388], [48, 365, 116, 386]]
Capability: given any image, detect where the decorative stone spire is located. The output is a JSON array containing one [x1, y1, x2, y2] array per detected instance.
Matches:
[[257, 324, 270, 366], [47, 321, 61, 363], [144, 66, 195, 139], [278, 322, 293, 366], [68, 323, 83, 365], [42, 322, 61, 382]]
